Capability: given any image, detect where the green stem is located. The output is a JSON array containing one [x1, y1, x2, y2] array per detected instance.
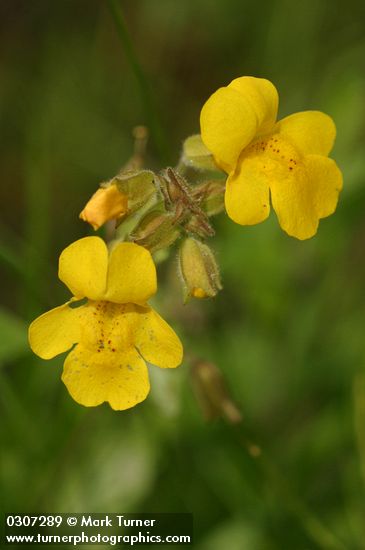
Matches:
[[107, 0, 170, 163]]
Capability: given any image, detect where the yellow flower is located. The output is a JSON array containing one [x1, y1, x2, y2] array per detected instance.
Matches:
[[200, 76, 343, 240], [28, 237, 183, 410], [79, 185, 128, 230]]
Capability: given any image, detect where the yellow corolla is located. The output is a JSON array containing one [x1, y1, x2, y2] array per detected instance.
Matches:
[[200, 76, 343, 240], [79, 185, 128, 230], [28, 237, 183, 410]]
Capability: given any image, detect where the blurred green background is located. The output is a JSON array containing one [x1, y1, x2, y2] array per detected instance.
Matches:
[[1, 0, 365, 548]]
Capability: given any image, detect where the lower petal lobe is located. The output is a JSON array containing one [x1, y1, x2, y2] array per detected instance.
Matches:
[[227, 133, 339, 239], [62, 346, 150, 410], [28, 301, 83, 360], [135, 308, 183, 369], [304, 155, 343, 219], [225, 162, 270, 225], [270, 172, 319, 240]]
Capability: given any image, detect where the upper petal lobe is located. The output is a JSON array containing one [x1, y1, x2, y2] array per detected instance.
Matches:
[[275, 111, 336, 157], [228, 77, 279, 136], [58, 236, 108, 300], [105, 242, 157, 305], [200, 76, 278, 172]]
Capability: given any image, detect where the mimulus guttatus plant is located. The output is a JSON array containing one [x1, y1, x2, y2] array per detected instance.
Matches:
[[29, 237, 182, 410], [200, 76, 343, 239], [29, 75, 343, 411]]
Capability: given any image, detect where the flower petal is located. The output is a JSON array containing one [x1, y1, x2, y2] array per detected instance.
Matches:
[[58, 237, 108, 300], [105, 242, 157, 305], [28, 302, 83, 360], [275, 111, 336, 156], [270, 167, 319, 240], [226, 132, 337, 239], [200, 86, 257, 172], [61, 346, 150, 410], [77, 301, 143, 353], [200, 76, 278, 172], [79, 185, 128, 230], [225, 161, 271, 225], [135, 308, 183, 369], [304, 154, 343, 218], [229, 77, 279, 135]]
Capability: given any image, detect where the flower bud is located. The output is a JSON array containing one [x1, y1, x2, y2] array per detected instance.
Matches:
[[115, 169, 156, 214], [191, 360, 242, 424], [79, 185, 128, 230], [192, 180, 225, 217], [183, 215, 215, 239], [179, 238, 222, 300], [132, 210, 180, 253], [182, 134, 219, 171]]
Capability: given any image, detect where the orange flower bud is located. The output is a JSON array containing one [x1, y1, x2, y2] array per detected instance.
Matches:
[[79, 185, 128, 230]]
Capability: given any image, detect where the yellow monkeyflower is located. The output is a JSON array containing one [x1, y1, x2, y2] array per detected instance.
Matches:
[[79, 185, 128, 230], [28, 237, 183, 410], [200, 76, 343, 240]]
